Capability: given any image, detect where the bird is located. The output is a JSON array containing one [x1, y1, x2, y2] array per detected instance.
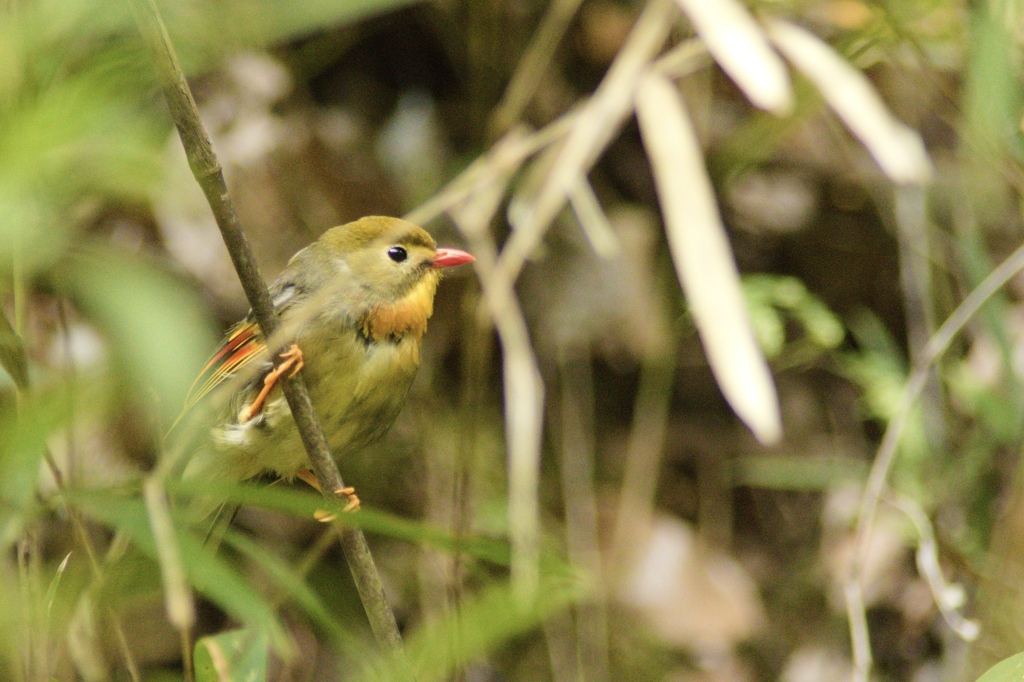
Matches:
[[174, 216, 474, 514]]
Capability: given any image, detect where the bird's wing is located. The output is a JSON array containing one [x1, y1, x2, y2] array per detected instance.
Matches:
[[180, 318, 267, 416], [178, 281, 303, 419]]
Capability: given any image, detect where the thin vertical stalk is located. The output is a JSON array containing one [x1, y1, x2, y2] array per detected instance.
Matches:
[[448, 289, 495, 680], [557, 347, 610, 682], [126, 0, 408, 668], [442, 129, 545, 600], [542, 608, 579, 682], [17, 538, 31, 682], [12, 237, 27, 418], [848, 234, 1024, 681], [895, 185, 943, 450], [610, 350, 675, 578], [489, 0, 586, 136]]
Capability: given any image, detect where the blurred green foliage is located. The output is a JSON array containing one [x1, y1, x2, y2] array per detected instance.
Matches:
[[194, 628, 268, 682], [744, 273, 845, 361], [6, 0, 1024, 679], [0, 1, 585, 679]]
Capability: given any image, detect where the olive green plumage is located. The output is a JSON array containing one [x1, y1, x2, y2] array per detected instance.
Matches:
[[177, 216, 472, 493]]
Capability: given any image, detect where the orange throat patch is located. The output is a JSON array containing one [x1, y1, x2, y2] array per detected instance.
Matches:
[[360, 272, 439, 342]]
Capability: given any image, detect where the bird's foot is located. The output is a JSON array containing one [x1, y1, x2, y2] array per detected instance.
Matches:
[[295, 467, 321, 492], [312, 488, 360, 522], [239, 344, 305, 422], [337, 487, 361, 513], [296, 468, 360, 521], [278, 344, 305, 377]]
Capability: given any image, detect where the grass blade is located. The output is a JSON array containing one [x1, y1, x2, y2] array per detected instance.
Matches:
[[194, 628, 268, 682], [74, 494, 290, 654]]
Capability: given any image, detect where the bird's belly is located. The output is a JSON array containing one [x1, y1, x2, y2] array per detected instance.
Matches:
[[311, 336, 421, 455], [217, 334, 422, 480]]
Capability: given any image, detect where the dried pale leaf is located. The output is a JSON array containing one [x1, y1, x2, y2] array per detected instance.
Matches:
[[636, 71, 781, 444], [497, 0, 676, 282], [143, 478, 196, 631], [766, 18, 933, 184], [568, 176, 621, 259], [673, 0, 792, 114]]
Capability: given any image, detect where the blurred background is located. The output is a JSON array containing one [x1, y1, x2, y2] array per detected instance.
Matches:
[[4, 0, 1024, 680]]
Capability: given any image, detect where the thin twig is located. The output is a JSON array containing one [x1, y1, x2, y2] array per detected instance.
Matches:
[[556, 347, 610, 682], [494, 0, 677, 287], [12, 236, 27, 414], [445, 133, 546, 600], [894, 185, 945, 451], [109, 623, 142, 682], [847, 235, 1024, 681], [610, 349, 675, 578], [405, 111, 580, 229], [885, 493, 978, 640], [407, 35, 707, 258], [450, 293, 493, 672], [488, 0, 586, 137], [567, 177, 620, 259], [17, 537, 31, 682], [127, 0, 408, 666], [143, 478, 195, 682]]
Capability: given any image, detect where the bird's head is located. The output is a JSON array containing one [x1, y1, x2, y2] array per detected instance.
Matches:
[[306, 216, 473, 342], [318, 216, 474, 305]]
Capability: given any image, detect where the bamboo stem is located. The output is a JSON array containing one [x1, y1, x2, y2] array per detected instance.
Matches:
[[127, 0, 409, 667]]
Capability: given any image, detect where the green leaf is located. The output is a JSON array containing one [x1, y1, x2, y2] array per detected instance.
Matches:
[[0, 1, 164, 275], [742, 274, 845, 353], [72, 492, 290, 654], [0, 309, 28, 389], [43, 552, 73, 627], [167, 478, 511, 565], [0, 378, 103, 541], [976, 652, 1024, 682], [359, 574, 585, 682], [245, 0, 422, 43], [220, 528, 356, 646], [153, 0, 423, 73], [160, 0, 422, 46], [194, 628, 268, 682], [965, 9, 1024, 163], [56, 247, 215, 427]]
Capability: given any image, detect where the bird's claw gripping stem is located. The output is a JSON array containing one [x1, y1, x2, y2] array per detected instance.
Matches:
[[313, 489, 360, 522], [296, 468, 361, 521], [239, 344, 305, 422]]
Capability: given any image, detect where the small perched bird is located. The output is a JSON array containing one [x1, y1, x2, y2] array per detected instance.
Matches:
[[176, 216, 474, 508]]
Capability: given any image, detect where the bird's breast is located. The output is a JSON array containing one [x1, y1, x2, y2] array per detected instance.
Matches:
[[302, 327, 422, 453], [359, 272, 438, 342]]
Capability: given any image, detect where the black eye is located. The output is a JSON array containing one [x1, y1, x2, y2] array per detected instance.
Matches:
[[387, 246, 408, 263]]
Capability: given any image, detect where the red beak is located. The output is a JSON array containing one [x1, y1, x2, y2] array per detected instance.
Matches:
[[431, 248, 475, 269]]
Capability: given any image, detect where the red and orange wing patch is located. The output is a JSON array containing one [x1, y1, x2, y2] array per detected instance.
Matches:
[[181, 319, 267, 415]]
